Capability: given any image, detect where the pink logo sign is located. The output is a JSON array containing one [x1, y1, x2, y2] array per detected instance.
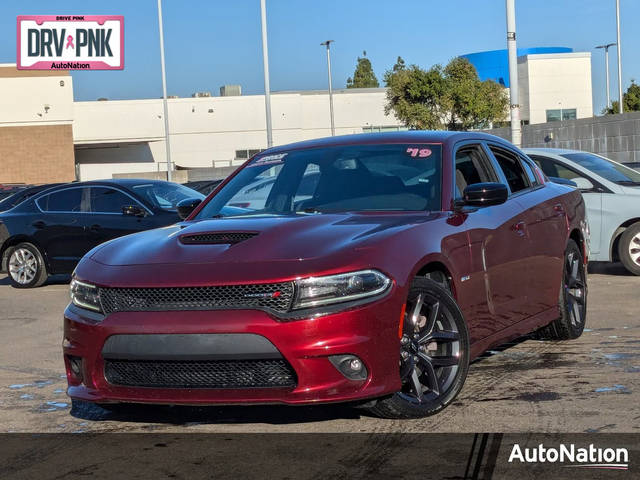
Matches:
[[17, 15, 124, 70]]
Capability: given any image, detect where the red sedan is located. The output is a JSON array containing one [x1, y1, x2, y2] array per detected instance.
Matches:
[[64, 131, 588, 418]]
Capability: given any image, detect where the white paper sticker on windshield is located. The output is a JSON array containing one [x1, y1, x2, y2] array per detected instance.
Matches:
[[248, 153, 287, 167]]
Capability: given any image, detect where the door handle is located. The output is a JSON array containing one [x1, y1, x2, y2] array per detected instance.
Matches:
[[32, 221, 46, 229], [511, 221, 526, 237]]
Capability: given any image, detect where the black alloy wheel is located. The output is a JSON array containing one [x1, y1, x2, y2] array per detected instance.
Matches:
[[536, 239, 587, 340], [367, 277, 469, 418]]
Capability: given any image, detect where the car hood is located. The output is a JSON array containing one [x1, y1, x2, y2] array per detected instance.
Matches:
[[90, 212, 439, 268]]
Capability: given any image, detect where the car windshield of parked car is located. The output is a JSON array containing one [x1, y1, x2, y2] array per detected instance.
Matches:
[[131, 183, 204, 211], [562, 152, 640, 185], [195, 143, 442, 218]]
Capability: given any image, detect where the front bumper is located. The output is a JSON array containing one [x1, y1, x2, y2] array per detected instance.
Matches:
[[63, 295, 403, 406]]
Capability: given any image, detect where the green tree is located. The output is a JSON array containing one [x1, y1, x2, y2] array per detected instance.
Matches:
[[603, 79, 640, 114], [384, 57, 508, 130], [347, 51, 380, 88]]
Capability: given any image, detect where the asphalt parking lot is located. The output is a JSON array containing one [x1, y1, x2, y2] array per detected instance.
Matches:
[[0, 264, 638, 434]]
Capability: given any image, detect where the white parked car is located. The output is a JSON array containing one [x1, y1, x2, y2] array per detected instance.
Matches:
[[525, 148, 640, 275]]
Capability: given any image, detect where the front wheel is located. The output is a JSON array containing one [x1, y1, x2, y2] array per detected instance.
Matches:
[[7, 242, 48, 288], [367, 277, 470, 419], [618, 222, 640, 276]]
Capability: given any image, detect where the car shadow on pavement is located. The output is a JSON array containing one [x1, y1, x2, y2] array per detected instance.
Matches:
[[588, 261, 634, 276], [0, 274, 70, 286], [70, 399, 367, 425]]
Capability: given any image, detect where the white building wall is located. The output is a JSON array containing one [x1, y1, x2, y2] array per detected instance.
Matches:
[[523, 52, 593, 124], [0, 66, 73, 127]]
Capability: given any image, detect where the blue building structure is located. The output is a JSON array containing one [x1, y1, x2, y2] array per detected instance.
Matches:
[[460, 47, 573, 87]]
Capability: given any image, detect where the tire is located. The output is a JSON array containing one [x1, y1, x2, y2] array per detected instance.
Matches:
[[618, 222, 640, 276], [537, 239, 587, 340], [7, 242, 48, 288], [367, 277, 470, 419]]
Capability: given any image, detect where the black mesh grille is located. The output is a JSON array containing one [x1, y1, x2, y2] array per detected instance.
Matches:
[[180, 232, 258, 245], [98, 282, 294, 315], [104, 359, 297, 389]]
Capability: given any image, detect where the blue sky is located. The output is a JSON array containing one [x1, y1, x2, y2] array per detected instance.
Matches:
[[2, 0, 638, 113]]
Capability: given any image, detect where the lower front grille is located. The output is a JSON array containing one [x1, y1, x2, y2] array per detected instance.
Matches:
[[104, 359, 297, 389]]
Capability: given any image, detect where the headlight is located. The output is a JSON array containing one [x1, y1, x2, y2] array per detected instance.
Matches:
[[292, 270, 391, 309], [70, 278, 102, 313]]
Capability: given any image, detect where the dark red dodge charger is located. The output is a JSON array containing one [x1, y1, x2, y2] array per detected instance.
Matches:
[[64, 131, 588, 418]]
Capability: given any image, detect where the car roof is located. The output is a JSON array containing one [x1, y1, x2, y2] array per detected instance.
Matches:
[[524, 148, 583, 155], [262, 131, 514, 153]]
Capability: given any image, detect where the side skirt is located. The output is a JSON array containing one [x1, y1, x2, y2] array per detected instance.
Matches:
[[469, 307, 558, 360]]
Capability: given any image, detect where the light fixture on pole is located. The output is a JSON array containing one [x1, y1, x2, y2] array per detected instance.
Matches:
[[260, 0, 273, 147], [156, 0, 172, 181], [320, 40, 335, 136], [559, 101, 563, 122], [505, 0, 521, 147], [615, 0, 624, 114], [596, 42, 616, 110]]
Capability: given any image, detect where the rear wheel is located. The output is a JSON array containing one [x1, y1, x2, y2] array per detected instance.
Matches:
[[618, 222, 640, 276], [367, 277, 469, 419], [7, 242, 48, 288], [537, 239, 587, 340]]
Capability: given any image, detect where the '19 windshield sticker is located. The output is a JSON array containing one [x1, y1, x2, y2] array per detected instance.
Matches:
[[248, 153, 287, 167], [406, 147, 432, 158]]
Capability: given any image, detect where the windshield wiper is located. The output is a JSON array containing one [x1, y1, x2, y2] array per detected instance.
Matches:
[[615, 180, 640, 186]]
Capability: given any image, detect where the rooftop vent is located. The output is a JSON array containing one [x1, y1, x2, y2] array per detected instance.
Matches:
[[192, 91, 212, 98], [220, 85, 242, 97]]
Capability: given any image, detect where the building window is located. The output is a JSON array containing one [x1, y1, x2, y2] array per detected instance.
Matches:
[[546, 108, 577, 122], [235, 149, 265, 160], [362, 125, 408, 133]]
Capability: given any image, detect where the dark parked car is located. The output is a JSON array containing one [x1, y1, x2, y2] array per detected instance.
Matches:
[[65, 132, 587, 419], [0, 179, 203, 288], [183, 179, 224, 196], [0, 183, 64, 212]]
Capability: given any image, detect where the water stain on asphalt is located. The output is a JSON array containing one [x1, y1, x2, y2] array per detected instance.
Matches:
[[594, 385, 630, 394], [39, 401, 69, 412], [9, 384, 31, 390], [514, 391, 561, 402]]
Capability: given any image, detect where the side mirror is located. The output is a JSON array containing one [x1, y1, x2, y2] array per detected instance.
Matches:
[[571, 177, 594, 191], [122, 205, 146, 217], [458, 182, 509, 208], [548, 176, 578, 188], [176, 198, 202, 220]]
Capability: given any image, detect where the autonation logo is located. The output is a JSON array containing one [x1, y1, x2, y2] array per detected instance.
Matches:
[[509, 443, 629, 470]]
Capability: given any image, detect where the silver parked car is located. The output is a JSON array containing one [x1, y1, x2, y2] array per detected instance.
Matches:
[[525, 148, 640, 275]]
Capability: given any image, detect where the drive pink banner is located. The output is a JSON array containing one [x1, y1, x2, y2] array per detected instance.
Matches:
[[17, 15, 124, 70]]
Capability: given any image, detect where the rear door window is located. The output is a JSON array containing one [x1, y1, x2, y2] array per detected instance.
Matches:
[[489, 146, 531, 194], [38, 188, 84, 212]]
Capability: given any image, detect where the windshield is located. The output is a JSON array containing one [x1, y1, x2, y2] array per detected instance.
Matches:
[[562, 152, 640, 185], [131, 183, 204, 211], [195, 143, 442, 219]]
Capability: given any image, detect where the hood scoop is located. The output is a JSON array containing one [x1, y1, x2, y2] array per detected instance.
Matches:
[[179, 231, 258, 245]]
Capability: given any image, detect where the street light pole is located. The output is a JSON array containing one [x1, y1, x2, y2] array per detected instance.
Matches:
[[157, 0, 172, 181], [596, 43, 616, 110], [505, 0, 521, 147], [320, 40, 335, 136], [260, 0, 273, 147], [615, 0, 624, 114]]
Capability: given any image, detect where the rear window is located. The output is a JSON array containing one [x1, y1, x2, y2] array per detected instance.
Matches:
[[38, 188, 83, 212]]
